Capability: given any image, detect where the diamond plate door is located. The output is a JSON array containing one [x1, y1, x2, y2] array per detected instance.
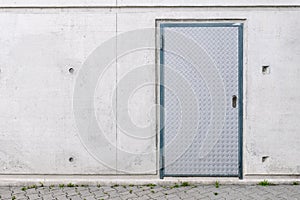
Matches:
[[160, 23, 243, 177]]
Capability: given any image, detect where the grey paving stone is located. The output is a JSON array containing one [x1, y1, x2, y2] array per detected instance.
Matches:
[[105, 191, 119, 198], [87, 188, 99, 193], [26, 193, 40, 200], [182, 197, 197, 200], [133, 189, 152, 197], [41, 193, 54, 200], [96, 195, 109, 200], [54, 194, 68, 200], [77, 190, 91, 198], [15, 198, 28, 200], [165, 193, 181, 199], [92, 190, 106, 198], [128, 195, 150, 200], [12, 193, 27, 199], [51, 191, 66, 198], [68, 196, 81, 200], [113, 187, 127, 193], [74, 188, 88, 193], [37, 188, 51, 195], [119, 191, 137, 200], [147, 191, 165, 199], [108, 197, 122, 200], [0, 184, 299, 200], [80, 195, 95, 200], [65, 190, 78, 197], [11, 188, 26, 195], [25, 189, 38, 195], [100, 187, 114, 193]]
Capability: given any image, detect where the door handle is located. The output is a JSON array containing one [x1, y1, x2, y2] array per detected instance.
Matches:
[[232, 95, 237, 108]]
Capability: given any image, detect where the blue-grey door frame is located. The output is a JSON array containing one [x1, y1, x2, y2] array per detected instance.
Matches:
[[159, 22, 244, 179]]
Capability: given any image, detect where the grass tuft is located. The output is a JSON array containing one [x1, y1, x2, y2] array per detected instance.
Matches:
[[181, 182, 190, 187], [111, 184, 119, 188], [28, 185, 37, 189], [67, 183, 75, 187], [215, 181, 219, 188], [145, 183, 156, 187], [258, 180, 273, 186]]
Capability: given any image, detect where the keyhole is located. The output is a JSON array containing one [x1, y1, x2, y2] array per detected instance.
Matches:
[[232, 95, 237, 108]]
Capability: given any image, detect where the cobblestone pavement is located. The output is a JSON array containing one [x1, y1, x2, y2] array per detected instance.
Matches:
[[0, 183, 299, 200]]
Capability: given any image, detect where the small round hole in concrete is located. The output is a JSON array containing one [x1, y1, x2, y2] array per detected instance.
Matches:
[[69, 157, 74, 162], [68, 68, 74, 74]]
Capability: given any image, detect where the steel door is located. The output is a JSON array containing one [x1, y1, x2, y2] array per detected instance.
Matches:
[[160, 23, 243, 177]]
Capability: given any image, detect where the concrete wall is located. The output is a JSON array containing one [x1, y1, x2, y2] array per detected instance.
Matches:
[[0, 1, 300, 178]]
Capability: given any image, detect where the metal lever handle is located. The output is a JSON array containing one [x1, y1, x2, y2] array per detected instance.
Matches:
[[232, 95, 237, 108]]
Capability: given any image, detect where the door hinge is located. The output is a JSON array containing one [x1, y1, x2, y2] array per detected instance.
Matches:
[[160, 35, 164, 50]]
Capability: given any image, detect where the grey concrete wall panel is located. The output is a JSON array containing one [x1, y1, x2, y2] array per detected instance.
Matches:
[[0, 3, 300, 178]]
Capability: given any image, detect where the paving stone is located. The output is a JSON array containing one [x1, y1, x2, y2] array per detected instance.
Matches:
[[77, 190, 91, 198], [175, 191, 193, 199], [87, 188, 99, 193], [128, 195, 150, 200], [25, 189, 38, 195], [95, 195, 109, 200], [37, 188, 51, 195], [74, 188, 88, 193], [100, 187, 115, 193], [80, 195, 95, 200], [0, 184, 299, 200], [65, 190, 78, 197], [55, 194, 68, 200], [15, 198, 28, 200], [113, 187, 127, 193], [41, 193, 54, 200], [145, 191, 165, 199], [118, 191, 137, 200], [108, 197, 122, 200], [105, 191, 119, 198], [182, 197, 197, 200], [26, 193, 40, 200], [165, 194, 181, 200], [61, 188, 76, 193], [134, 189, 152, 196], [51, 192, 66, 198], [68, 195, 82, 200], [92, 190, 106, 199], [11, 188, 26, 195], [12, 193, 27, 199]]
